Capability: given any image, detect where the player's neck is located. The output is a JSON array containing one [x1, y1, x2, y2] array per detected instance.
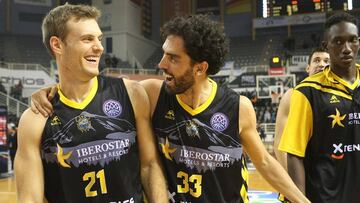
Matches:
[[178, 77, 213, 109], [331, 64, 358, 84], [59, 76, 96, 103]]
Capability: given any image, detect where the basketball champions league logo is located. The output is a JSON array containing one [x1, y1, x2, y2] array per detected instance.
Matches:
[[103, 99, 122, 117], [210, 112, 229, 132]]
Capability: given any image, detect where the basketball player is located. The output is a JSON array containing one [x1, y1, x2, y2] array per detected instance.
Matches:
[[279, 12, 360, 202], [30, 14, 309, 203], [15, 4, 167, 203], [274, 47, 330, 170]]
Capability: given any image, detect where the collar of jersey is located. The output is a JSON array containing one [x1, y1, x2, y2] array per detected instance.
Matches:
[[57, 76, 98, 109], [324, 64, 360, 90], [176, 78, 217, 116]]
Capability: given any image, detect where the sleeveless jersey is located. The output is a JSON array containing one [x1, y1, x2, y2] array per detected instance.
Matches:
[[152, 79, 249, 203], [279, 66, 360, 202], [41, 76, 143, 203]]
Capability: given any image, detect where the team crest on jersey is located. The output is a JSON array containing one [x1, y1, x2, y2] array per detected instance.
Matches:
[[165, 110, 175, 120], [186, 120, 200, 139], [75, 115, 94, 132], [51, 116, 61, 126], [210, 113, 229, 132], [103, 99, 122, 117]]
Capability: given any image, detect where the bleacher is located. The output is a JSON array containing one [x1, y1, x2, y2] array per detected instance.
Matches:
[[144, 47, 162, 70], [0, 34, 51, 67]]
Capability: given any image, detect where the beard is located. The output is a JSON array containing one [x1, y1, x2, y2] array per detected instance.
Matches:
[[164, 68, 195, 95]]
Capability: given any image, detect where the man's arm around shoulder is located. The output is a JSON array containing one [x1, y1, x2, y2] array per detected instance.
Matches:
[[124, 79, 168, 203], [15, 109, 48, 203]]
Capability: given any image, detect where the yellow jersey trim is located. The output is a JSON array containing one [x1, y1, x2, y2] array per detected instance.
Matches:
[[323, 64, 360, 89], [296, 82, 352, 100], [326, 65, 360, 89], [176, 78, 217, 116], [58, 77, 98, 110]]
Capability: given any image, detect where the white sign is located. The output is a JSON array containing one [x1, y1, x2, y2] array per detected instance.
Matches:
[[0, 67, 56, 97], [291, 55, 309, 65], [253, 13, 326, 28]]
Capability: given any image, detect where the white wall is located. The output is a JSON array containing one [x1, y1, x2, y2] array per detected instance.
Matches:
[[94, 0, 159, 66]]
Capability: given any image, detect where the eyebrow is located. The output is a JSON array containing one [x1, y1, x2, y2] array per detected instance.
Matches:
[[164, 52, 180, 59], [80, 33, 103, 39]]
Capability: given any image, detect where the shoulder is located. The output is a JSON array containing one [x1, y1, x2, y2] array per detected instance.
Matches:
[[279, 88, 293, 106], [123, 78, 148, 100], [139, 79, 163, 94], [19, 108, 48, 126], [239, 95, 254, 112], [139, 79, 163, 110], [18, 108, 48, 140], [296, 71, 328, 89]]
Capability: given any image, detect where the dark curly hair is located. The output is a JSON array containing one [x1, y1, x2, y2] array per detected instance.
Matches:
[[324, 12, 358, 40], [160, 14, 229, 75]]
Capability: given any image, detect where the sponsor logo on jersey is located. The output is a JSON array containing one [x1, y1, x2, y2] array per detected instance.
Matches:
[[210, 113, 229, 132], [51, 116, 61, 126], [348, 112, 360, 125], [75, 114, 94, 132], [165, 110, 175, 120], [109, 197, 134, 203], [159, 138, 243, 172], [56, 143, 72, 168], [329, 95, 340, 103], [45, 137, 134, 167], [103, 99, 122, 118], [331, 143, 360, 159], [160, 137, 177, 161], [328, 108, 346, 128]]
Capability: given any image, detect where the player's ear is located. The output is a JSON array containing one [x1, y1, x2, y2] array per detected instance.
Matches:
[[195, 61, 208, 76], [50, 36, 62, 55]]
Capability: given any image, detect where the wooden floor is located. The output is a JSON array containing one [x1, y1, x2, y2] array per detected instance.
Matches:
[[0, 175, 16, 203], [0, 170, 275, 202]]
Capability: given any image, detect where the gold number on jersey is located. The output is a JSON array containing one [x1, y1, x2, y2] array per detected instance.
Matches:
[[177, 171, 202, 198], [83, 169, 108, 197]]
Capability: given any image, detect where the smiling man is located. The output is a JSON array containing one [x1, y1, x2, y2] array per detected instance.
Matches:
[[279, 12, 360, 202], [14, 4, 167, 203], [139, 14, 309, 203]]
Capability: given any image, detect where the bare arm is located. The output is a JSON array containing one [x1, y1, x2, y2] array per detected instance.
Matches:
[[15, 109, 47, 202], [274, 89, 293, 171], [238, 96, 309, 203], [30, 85, 58, 116], [124, 79, 168, 203], [139, 79, 163, 116], [278, 89, 313, 195], [287, 154, 305, 194]]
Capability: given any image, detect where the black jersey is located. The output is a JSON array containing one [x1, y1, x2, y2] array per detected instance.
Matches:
[[41, 76, 143, 203], [279, 66, 360, 202], [152, 79, 249, 203]]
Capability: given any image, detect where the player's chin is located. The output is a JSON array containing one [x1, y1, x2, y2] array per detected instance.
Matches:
[[85, 68, 100, 78]]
